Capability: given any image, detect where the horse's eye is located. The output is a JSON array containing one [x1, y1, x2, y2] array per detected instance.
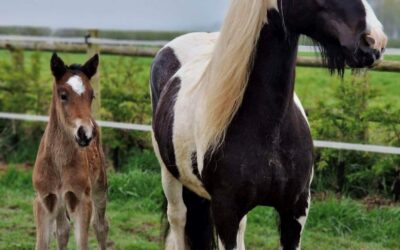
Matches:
[[92, 93, 96, 100], [60, 92, 68, 102]]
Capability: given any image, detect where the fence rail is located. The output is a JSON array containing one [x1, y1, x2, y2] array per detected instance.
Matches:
[[1, 35, 400, 72], [1, 112, 400, 155]]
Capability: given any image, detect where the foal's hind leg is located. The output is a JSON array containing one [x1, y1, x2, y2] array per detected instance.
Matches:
[[162, 166, 187, 250], [277, 191, 311, 250], [92, 190, 109, 250]]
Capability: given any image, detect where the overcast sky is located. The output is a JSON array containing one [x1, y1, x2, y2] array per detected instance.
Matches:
[[1, 0, 230, 31]]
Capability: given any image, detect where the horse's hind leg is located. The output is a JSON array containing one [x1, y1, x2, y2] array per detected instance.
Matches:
[[55, 208, 70, 250], [92, 190, 109, 250], [162, 166, 187, 250], [277, 191, 311, 250]]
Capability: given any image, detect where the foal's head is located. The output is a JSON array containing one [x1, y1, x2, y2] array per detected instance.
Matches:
[[50, 53, 99, 147], [283, 0, 387, 72]]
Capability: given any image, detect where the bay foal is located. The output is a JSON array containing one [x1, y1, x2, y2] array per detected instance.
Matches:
[[33, 54, 108, 250]]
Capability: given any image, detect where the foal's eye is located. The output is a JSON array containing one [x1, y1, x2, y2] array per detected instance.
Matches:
[[91, 93, 96, 100], [60, 92, 68, 102]]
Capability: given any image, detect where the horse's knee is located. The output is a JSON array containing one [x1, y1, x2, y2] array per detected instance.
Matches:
[[167, 203, 187, 228]]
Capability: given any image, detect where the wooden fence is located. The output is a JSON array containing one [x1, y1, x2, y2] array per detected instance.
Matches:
[[1, 35, 400, 73]]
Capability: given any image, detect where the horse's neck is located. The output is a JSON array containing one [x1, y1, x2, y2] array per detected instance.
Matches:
[[240, 17, 299, 124], [44, 99, 78, 167]]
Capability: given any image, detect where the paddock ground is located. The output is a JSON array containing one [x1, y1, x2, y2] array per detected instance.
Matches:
[[1, 164, 399, 250]]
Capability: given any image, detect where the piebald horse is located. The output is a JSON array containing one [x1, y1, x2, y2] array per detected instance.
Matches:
[[33, 54, 108, 250], [151, 0, 387, 249]]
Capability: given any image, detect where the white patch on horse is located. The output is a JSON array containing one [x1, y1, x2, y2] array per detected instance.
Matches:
[[361, 0, 387, 51], [293, 93, 309, 126], [166, 33, 217, 199], [236, 215, 247, 250], [167, 32, 218, 67], [67, 75, 85, 95], [362, 0, 382, 31]]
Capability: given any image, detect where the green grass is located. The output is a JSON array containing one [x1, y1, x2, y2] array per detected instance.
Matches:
[[1, 167, 399, 250]]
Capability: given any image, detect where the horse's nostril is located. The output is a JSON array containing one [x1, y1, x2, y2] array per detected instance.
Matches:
[[374, 50, 381, 59]]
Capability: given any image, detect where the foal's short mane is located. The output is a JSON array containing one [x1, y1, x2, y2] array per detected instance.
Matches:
[[68, 64, 83, 71], [195, 0, 278, 153]]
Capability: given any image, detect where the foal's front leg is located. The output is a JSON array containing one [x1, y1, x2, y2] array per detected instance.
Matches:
[[92, 189, 109, 250], [65, 191, 92, 250], [34, 195, 57, 250]]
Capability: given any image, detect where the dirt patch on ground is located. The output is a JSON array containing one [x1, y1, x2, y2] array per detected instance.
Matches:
[[362, 195, 395, 209], [0, 162, 33, 173], [123, 222, 161, 243], [312, 191, 398, 209], [0, 162, 7, 172]]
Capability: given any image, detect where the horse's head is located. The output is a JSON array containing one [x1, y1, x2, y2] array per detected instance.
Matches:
[[50, 53, 99, 147], [284, 0, 387, 72]]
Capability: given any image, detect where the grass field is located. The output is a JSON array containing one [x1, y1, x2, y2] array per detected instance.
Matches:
[[1, 166, 400, 250]]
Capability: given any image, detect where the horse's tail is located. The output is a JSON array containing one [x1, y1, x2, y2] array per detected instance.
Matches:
[[161, 187, 216, 250]]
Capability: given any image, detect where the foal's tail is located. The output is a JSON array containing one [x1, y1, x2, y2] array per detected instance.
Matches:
[[162, 187, 216, 250]]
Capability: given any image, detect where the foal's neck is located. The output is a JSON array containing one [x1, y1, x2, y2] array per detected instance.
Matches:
[[45, 90, 79, 166]]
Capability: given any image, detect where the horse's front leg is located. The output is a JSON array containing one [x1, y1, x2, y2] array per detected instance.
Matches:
[[162, 165, 188, 250], [65, 191, 92, 250], [277, 190, 311, 250]]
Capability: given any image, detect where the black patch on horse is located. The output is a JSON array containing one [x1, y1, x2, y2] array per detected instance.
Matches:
[[153, 77, 182, 178], [150, 47, 181, 114]]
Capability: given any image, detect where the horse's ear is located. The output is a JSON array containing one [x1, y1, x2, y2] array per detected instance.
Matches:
[[51, 53, 66, 80], [82, 54, 99, 79]]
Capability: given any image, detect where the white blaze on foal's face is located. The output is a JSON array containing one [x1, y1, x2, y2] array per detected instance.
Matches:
[[67, 75, 85, 96]]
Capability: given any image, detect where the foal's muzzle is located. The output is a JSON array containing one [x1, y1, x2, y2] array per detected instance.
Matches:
[[76, 126, 93, 147]]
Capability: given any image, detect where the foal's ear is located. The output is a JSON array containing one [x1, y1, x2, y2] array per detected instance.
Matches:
[[51, 53, 66, 80], [82, 54, 99, 79]]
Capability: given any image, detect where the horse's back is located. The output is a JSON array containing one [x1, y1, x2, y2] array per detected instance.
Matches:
[[150, 32, 218, 109]]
